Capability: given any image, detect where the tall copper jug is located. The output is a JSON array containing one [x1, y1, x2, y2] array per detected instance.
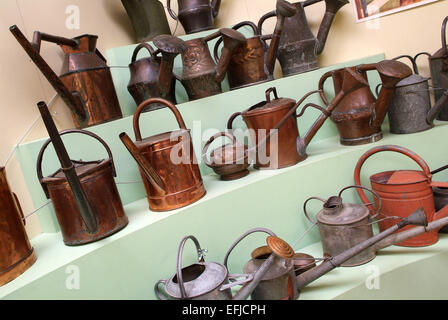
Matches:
[[0, 167, 36, 286], [167, 0, 221, 34]]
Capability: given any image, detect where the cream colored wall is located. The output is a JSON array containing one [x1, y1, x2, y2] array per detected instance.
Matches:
[[0, 0, 446, 238]]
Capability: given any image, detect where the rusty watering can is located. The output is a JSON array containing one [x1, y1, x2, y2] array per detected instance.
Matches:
[[127, 35, 187, 110], [384, 55, 448, 134], [10, 26, 122, 129], [429, 16, 448, 121], [295, 207, 428, 293], [154, 228, 295, 300], [354, 145, 448, 247], [167, 0, 221, 34], [202, 131, 250, 181], [0, 167, 36, 286], [258, 0, 348, 77], [303, 185, 382, 266], [119, 98, 206, 211], [213, 0, 297, 90], [223, 228, 297, 300], [121, 0, 172, 43], [319, 60, 412, 145], [37, 102, 128, 246], [177, 28, 246, 101]]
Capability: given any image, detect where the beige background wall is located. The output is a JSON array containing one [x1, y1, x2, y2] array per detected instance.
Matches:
[[0, 0, 446, 238]]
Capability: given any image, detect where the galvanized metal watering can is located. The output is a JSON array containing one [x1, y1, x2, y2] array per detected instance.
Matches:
[[154, 228, 295, 300], [213, 0, 297, 90], [37, 102, 128, 246], [10, 25, 122, 129], [257, 0, 348, 77], [167, 0, 221, 34], [177, 28, 245, 101], [127, 35, 186, 110], [0, 167, 36, 286], [303, 185, 382, 266], [319, 60, 412, 145], [385, 55, 447, 134], [120, 98, 206, 211], [121, 0, 172, 43], [354, 145, 448, 247]]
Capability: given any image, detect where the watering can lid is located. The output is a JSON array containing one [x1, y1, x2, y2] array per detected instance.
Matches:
[[41, 160, 107, 183], [371, 170, 428, 185], [317, 202, 369, 225], [244, 97, 295, 117], [396, 74, 429, 87], [165, 262, 228, 299]]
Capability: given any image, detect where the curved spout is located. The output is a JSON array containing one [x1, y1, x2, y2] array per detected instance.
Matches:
[[211, 0, 222, 18], [119, 132, 166, 194], [295, 208, 427, 290], [213, 29, 246, 83], [426, 90, 448, 125], [315, 0, 349, 54]]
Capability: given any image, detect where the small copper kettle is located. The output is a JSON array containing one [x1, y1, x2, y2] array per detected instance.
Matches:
[[127, 35, 186, 111]]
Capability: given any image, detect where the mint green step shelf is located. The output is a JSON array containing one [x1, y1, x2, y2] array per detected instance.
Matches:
[[6, 39, 448, 299]]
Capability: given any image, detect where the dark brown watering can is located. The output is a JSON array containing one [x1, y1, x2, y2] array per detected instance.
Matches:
[[303, 185, 381, 267], [354, 145, 448, 247], [431, 164, 448, 233], [319, 60, 412, 145], [155, 228, 295, 300], [37, 102, 128, 246], [258, 0, 348, 77], [429, 16, 448, 121], [177, 28, 245, 101], [0, 167, 36, 286], [385, 54, 448, 134], [127, 35, 187, 110], [227, 72, 370, 169], [120, 98, 206, 211], [213, 0, 297, 90], [167, 0, 221, 34], [10, 25, 122, 129], [121, 0, 172, 43]]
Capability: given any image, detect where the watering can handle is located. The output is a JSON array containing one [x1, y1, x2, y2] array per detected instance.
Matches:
[[353, 145, 432, 213], [392, 55, 419, 74], [166, 0, 178, 20], [154, 279, 170, 300], [338, 185, 382, 219], [131, 43, 157, 63], [36, 129, 117, 199], [303, 197, 326, 224], [202, 131, 239, 167], [257, 10, 276, 36], [213, 21, 259, 61], [176, 235, 205, 300], [12, 193, 26, 226], [318, 70, 335, 106], [442, 16, 448, 56], [223, 227, 277, 270], [227, 112, 242, 130], [133, 98, 187, 141]]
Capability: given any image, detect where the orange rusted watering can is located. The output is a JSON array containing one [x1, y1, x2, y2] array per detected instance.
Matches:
[[354, 145, 448, 247]]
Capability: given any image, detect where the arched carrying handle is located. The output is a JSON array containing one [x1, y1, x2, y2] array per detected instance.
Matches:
[[226, 112, 242, 130], [318, 70, 335, 106], [166, 0, 178, 20], [257, 10, 276, 36], [213, 21, 258, 61], [133, 98, 187, 141], [12, 193, 26, 225], [223, 227, 276, 271], [131, 43, 157, 63], [202, 131, 239, 167], [37, 129, 116, 199], [303, 197, 326, 224], [176, 235, 204, 300], [353, 145, 432, 212], [392, 55, 419, 74], [338, 185, 382, 219], [442, 16, 448, 56]]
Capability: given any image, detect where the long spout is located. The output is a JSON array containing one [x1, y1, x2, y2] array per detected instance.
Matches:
[[426, 90, 448, 125], [295, 208, 427, 290], [212, 29, 246, 83], [119, 132, 166, 194], [37, 101, 98, 234], [315, 0, 349, 54]]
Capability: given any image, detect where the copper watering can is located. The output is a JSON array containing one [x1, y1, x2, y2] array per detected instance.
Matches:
[[319, 60, 412, 146], [354, 145, 448, 247], [121, 0, 172, 43], [303, 185, 382, 267], [383, 54, 448, 134], [37, 102, 128, 246], [177, 28, 246, 101], [119, 98, 206, 211], [10, 26, 122, 129], [154, 228, 296, 300], [127, 35, 187, 110], [212, 0, 297, 90], [167, 0, 221, 34], [258, 0, 348, 77], [0, 167, 36, 286]]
